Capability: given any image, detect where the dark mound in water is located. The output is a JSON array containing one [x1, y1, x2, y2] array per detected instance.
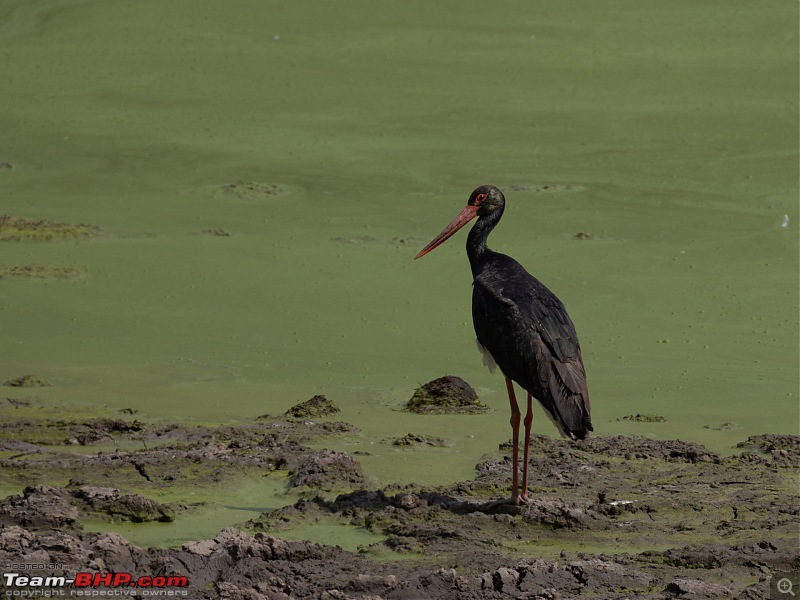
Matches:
[[505, 183, 586, 193], [617, 413, 667, 423], [0, 265, 83, 280], [0, 215, 102, 242], [201, 227, 233, 237], [219, 181, 281, 199], [391, 432, 448, 447], [4, 374, 50, 387], [406, 375, 486, 414], [284, 395, 341, 419]]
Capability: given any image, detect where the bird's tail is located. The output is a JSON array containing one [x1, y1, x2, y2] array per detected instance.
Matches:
[[540, 395, 593, 441]]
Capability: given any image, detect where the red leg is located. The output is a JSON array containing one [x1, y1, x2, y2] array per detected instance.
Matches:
[[505, 377, 521, 504], [521, 393, 534, 502]]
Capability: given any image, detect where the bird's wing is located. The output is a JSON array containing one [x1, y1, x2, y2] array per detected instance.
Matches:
[[472, 266, 592, 437], [529, 334, 591, 437], [472, 262, 583, 363]]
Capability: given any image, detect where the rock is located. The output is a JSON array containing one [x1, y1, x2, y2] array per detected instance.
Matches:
[[406, 375, 486, 414]]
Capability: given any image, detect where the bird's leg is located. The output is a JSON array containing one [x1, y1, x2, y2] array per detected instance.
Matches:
[[505, 377, 522, 504], [521, 393, 534, 503]]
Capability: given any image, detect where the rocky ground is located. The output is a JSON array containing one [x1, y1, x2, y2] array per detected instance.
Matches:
[[0, 393, 798, 599]]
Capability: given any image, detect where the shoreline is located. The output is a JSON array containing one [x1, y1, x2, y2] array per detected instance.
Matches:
[[1, 410, 797, 598]]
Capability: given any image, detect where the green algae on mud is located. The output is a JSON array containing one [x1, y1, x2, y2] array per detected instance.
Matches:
[[617, 413, 668, 423], [271, 517, 388, 554], [0, 264, 84, 280], [214, 181, 283, 200], [1, 406, 798, 596], [390, 432, 449, 447], [0, 408, 360, 546], [406, 375, 486, 414], [4, 373, 50, 387], [0, 215, 102, 242], [80, 476, 294, 549], [280, 394, 341, 420]]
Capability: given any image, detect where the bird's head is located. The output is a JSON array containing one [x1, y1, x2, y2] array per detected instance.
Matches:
[[468, 185, 505, 217], [415, 185, 505, 259]]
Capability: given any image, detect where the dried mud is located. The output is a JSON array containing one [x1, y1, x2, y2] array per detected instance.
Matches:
[[0, 404, 797, 599]]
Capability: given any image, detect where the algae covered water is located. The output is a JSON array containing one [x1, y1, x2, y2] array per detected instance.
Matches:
[[1, 0, 798, 540]]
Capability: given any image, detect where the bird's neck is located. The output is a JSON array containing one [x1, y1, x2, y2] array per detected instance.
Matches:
[[466, 209, 502, 274]]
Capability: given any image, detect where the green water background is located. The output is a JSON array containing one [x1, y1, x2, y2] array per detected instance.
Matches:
[[1, 0, 798, 544]]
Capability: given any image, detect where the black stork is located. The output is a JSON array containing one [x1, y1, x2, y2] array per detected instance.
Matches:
[[415, 185, 593, 504]]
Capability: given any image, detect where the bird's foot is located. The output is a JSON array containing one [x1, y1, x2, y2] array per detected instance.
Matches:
[[479, 496, 524, 514]]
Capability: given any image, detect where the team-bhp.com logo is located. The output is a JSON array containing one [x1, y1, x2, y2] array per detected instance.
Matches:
[[3, 571, 189, 596]]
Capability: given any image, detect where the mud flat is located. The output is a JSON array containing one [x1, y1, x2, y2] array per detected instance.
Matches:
[[0, 407, 797, 599]]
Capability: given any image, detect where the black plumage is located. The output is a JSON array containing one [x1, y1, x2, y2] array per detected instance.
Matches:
[[469, 223, 592, 440], [416, 184, 592, 503]]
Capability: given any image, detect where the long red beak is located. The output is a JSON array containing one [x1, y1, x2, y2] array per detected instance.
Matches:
[[414, 204, 479, 259]]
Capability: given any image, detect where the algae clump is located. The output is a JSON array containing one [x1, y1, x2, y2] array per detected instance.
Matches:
[[406, 376, 486, 414], [0, 215, 101, 242], [284, 395, 341, 419], [0, 265, 83, 280], [4, 374, 50, 387]]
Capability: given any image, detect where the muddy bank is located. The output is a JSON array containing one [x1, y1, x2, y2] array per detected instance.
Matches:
[[0, 409, 797, 599]]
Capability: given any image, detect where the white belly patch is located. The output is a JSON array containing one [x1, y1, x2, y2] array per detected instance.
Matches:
[[475, 338, 498, 374]]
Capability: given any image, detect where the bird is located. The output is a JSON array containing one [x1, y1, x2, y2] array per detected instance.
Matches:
[[415, 185, 593, 505]]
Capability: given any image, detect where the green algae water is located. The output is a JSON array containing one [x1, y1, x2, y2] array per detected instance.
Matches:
[[81, 476, 295, 549], [1, 0, 797, 546]]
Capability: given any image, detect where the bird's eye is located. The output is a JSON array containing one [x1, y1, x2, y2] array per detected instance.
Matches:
[[475, 193, 488, 204]]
